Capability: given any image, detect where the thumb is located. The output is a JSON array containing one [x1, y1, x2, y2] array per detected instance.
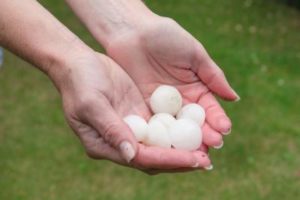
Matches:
[[193, 45, 240, 101], [86, 101, 138, 163]]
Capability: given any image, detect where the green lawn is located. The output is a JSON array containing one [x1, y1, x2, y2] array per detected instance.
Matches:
[[1, 0, 300, 199]]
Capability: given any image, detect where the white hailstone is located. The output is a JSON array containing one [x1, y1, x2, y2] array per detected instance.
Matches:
[[176, 103, 206, 126], [169, 119, 202, 151], [149, 113, 176, 130], [150, 85, 182, 116], [144, 120, 172, 148], [123, 115, 148, 142]]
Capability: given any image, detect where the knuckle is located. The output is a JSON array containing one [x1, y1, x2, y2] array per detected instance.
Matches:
[[131, 151, 169, 170], [194, 45, 208, 63], [158, 152, 167, 164], [102, 123, 120, 146], [76, 95, 97, 115], [84, 138, 105, 160], [207, 68, 224, 85]]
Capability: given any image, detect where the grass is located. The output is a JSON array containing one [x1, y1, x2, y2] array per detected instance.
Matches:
[[1, 0, 300, 199]]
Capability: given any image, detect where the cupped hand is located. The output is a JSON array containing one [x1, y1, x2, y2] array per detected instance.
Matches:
[[51, 52, 211, 174], [106, 17, 239, 149]]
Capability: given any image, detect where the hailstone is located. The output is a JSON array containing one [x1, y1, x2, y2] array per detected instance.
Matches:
[[149, 113, 176, 130], [176, 103, 206, 126], [144, 120, 172, 148], [150, 85, 182, 116], [123, 115, 148, 142], [169, 119, 202, 151]]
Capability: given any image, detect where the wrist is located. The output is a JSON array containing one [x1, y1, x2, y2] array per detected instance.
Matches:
[[45, 40, 95, 93], [102, 13, 160, 50], [0, 0, 95, 89], [66, 0, 159, 49]]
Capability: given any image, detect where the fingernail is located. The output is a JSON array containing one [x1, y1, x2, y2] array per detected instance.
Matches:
[[233, 91, 241, 102], [213, 141, 224, 149], [204, 165, 213, 171], [218, 118, 231, 133], [234, 96, 241, 102], [119, 141, 135, 163], [192, 162, 200, 168], [223, 128, 231, 135]]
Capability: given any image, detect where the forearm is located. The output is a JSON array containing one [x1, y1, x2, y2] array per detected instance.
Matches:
[[0, 0, 93, 82], [65, 0, 156, 48]]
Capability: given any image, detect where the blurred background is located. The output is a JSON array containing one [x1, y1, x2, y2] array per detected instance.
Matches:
[[0, 0, 299, 199]]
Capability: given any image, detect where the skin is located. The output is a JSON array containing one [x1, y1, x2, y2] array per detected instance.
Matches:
[[0, 0, 211, 174], [60, 53, 211, 173], [66, 0, 239, 150]]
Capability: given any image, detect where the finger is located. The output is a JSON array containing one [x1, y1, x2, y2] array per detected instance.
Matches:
[[199, 144, 209, 153], [202, 123, 224, 149], [145, 168, 198, 175], [85, 98, 138, 163], [83, 135, 125, 164], [197, 92, 232, 134], [132, 144, 211, 170], [71, 121, 126, 165], [192, 44, 239, 101], [145, 165, 215, 175]]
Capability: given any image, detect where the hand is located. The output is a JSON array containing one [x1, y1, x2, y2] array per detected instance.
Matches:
[[106, 17, 239, 149], [50, 52, 211, 174], [0, 0, 211, 174]]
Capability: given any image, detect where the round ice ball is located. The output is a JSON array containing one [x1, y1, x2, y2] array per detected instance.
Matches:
[[149, 113, 176, 130], [150, 85, 182, 116], [123, 115, 148, 142], [176, 103, 206, 126], [144, 120, 172, 148], [169, 119, 202, 151]]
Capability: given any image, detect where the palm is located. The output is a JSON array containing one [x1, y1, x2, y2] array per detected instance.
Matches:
[[62, 54, 149, 118], [107, 18, 237, 148], [62, 53, 210, 173]]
